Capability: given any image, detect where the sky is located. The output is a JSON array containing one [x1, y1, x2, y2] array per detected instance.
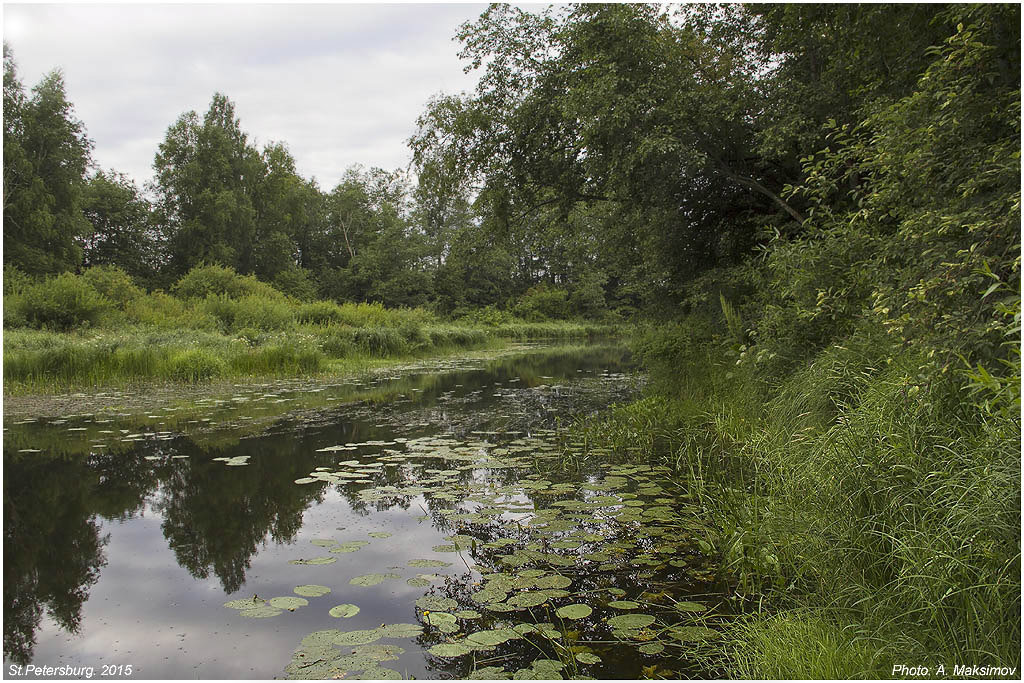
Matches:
[[2, 2, 499, 190]]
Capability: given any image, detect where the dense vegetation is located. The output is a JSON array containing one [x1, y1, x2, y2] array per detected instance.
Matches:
[[3, 2, 1020, 677]]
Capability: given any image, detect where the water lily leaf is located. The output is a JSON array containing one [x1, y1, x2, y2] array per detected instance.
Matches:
[[465, 628, 520, 647], [378, 623, 423, 638], [329, 603, 360, 618], [352, 666, 401, 680], [432, 544, 460, 553], [428, 643, 474, 657], [289, 556, 337, 565], [224, 597, 264, 609], [607, 600, 640, 610], [269, 596, 308, 610], [555, 604, 592, 620], [424, 612, 457, 627], [407, 577, 431, 587], [674, 601, 708, 613], [454, 610, 482, 620], [239, 605, 283, 618], [534, 574, 572, 589], [638, 642, 665, 655], [408, 558, 452, 568], [310, 539, 337, 547], [349, 573, 400, 587], [368, 532, 392, 538], [294, 477, 320, 484], [507, 592, 547, 608], [606, 588, 627, 597], [574, 652, 601, 665], [351, 644, 404, 662], [294, 584, 331, 597], [416, 596, 457, 611], [607, 614, 656, 630], [333, 629, 383, 646]]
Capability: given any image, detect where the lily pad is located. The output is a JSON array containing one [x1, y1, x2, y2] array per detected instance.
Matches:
[[378, 623, 423, 638], [289, 556, 336, 565], [638, 642, 665, 655], [224, 597, 264, 610], [333, 629, 383, 646], [329, 603, 360, 618], [574, 652, 602, 665], [408, 558, 452, 568], [555, 604, 592, 620], [607, 614, 656, 630], [428, 642, 474, 657], [239, 605, 283, 618], [368, 532, 392, 538], [350, 573, 400, 587], [269, 596, 308, 610], [416, 595, 457, 611], [294, 584, 331, 597], [674, 601, 708, 613]]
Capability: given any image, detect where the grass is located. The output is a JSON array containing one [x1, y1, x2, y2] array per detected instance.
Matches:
[[3, 265, 623, 393], [572, 319, 1021, 678]]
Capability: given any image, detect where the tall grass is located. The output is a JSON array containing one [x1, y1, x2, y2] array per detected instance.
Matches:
[[575, 318, 1021, 677], [2, 265, 622, 392]]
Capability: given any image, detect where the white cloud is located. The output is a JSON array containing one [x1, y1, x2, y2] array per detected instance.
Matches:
[[3, 3, 490, 189]]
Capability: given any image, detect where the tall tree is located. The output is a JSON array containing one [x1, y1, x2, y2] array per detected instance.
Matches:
[[3, 44, 92, 275], [153, 93, 265, 277], [80, 170, 159, 283]]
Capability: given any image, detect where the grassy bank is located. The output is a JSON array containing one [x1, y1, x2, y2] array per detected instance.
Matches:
[[572, 318, 1020, 677], [3, 265, 620, 394]]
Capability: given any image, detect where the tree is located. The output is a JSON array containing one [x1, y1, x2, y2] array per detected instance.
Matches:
[[3, 44, 92, 275], [153, 93, 265, 277], [80, 170, 159, 284]]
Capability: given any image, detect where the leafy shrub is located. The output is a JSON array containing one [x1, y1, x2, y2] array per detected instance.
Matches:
[[80, 265, 143, 309], [172, 263, 284, 301], [320, 328, 358, 358], [167, 349, 225, 382], [455, 305, 514, 327], [200, 294, 294, 332], [272, 266, 318, 301], [512, 283, 571, 321], [125, 292, 216, 330], [3, 265, 34, 296], [16, 274, 110, 331]]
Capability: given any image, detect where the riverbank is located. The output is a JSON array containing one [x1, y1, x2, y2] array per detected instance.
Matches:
[[3, 321, 620, 397]]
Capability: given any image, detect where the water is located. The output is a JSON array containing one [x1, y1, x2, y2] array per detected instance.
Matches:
[[3, 344, 725, 679]]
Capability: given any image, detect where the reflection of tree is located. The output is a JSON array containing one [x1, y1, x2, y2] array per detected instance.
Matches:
[[154, 433, 327, 594], [3, 447, 156, 664]]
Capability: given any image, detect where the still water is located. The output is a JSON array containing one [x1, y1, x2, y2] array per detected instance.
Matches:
[[4, 344, 724, 679]]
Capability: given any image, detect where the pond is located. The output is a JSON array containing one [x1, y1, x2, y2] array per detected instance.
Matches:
[[3, 343, 725, 680]]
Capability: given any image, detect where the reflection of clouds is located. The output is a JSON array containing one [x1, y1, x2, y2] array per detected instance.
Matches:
[[3, 3, 487, 188]]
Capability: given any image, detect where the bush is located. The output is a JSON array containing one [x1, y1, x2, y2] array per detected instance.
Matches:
[[80, 266, 144, 309], [200, 294, 295, 332], [272, 267, 318, 302], [16, 274, 110, 331], [512, 283, 571, 321], [172, 263, 284, 301], [125, 291, 216, 330], [320, 328, 358, 358]]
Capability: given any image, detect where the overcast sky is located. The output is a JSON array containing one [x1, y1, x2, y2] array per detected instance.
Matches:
[[3, 2, 501, 190]]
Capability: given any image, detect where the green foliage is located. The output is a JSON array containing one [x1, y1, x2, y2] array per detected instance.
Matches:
[[167, 349, 225, 383], [171, 263, 284, 301], [512, 283, 570, 322], [3, 45, 92, 276], [200, 294, 295, 332], [15, 273, 110, 331], [80, 265, 143, 310], [80, 170, 157, 283]]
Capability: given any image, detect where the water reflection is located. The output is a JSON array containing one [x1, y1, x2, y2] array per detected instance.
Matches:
[[3, 344, 649, 676]]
